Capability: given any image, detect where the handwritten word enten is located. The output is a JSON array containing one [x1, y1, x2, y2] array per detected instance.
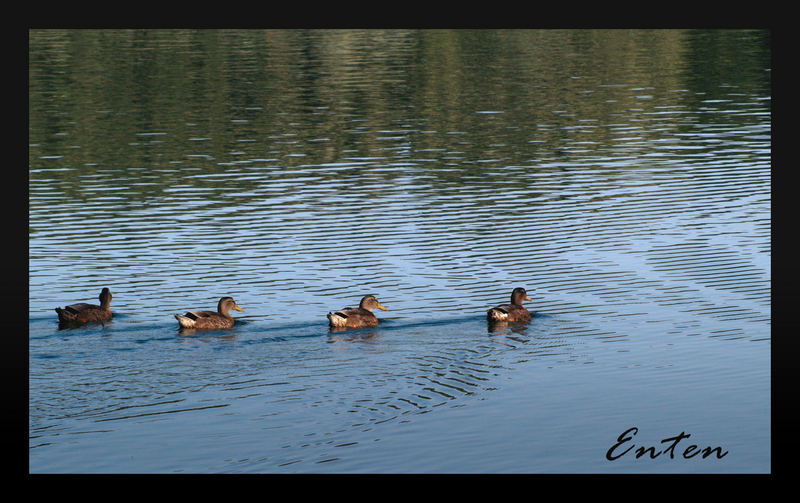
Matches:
[[606, 427, 728, 461]]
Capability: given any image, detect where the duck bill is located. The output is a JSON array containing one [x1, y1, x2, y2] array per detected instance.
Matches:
[[377, 304, 389, 311], [233, 305, 245, 312], [524, 295, 532, 301]]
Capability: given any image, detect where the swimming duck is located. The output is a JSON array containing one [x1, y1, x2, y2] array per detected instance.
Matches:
[[327, 295, 388, 329], [55, 287, 113, 325], [174, 297, 244, 329], [487, 287, 532, 323]]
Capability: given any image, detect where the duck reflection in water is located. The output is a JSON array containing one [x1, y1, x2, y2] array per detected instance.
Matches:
[[327, 329, 380, 343], [487, 319, 531, 343]]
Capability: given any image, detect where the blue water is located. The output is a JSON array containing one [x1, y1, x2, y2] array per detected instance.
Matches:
[[29, 29, 770, 473]]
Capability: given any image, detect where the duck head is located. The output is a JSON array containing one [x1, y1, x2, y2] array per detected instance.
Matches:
[[359, 295, 388, 312]]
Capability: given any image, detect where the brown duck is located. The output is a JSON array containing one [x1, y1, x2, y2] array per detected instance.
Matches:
[[174, 297, 244, 329], [487, 287, 532, 323], [327, 295, 388, 329], [55, 287, 113, 325]]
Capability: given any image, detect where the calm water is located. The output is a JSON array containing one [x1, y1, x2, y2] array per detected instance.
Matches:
[[28, 29, 771, 473]]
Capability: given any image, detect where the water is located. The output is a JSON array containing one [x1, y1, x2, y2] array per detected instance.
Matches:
[[28, 29, 771, 473]]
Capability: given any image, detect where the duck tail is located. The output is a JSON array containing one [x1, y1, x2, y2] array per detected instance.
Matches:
[[55, 307, 75, 322], [175, 314, 195, 328], [327, 311, 347, 327], [487, 307, 508, 321]]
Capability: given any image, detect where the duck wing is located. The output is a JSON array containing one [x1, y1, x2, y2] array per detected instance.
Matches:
[[182, 310, 219, 320], [63, 302, 96, 314]]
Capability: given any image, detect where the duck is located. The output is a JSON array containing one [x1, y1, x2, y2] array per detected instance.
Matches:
[[487, 287, 532, 323], [174, 297, 244, 329], [55, 287, 113, 325], [327, 295, 388, 329]]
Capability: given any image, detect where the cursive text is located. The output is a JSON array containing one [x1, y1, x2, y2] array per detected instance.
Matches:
[[606, 427, 728, 461]]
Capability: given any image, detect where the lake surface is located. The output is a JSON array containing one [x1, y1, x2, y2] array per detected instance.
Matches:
[[28, 29, 771, 473]]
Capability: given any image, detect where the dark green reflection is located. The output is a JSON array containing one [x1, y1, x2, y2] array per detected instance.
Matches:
[[30, 29, 770, 206]]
